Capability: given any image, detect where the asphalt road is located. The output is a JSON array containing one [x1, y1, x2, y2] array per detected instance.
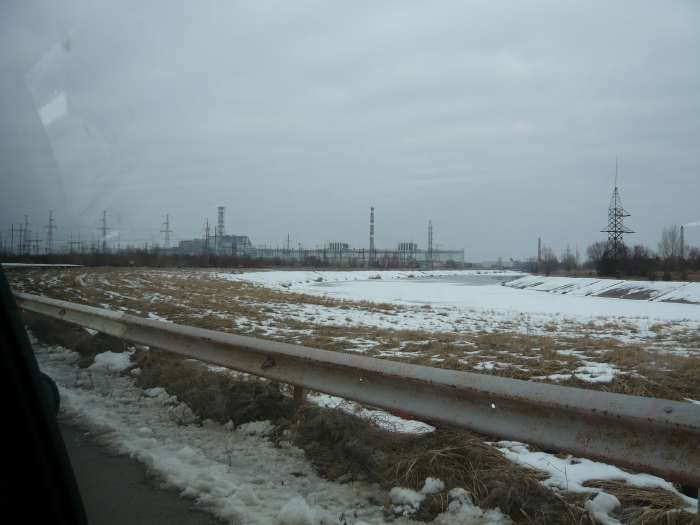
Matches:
[[60, 421, 223, 525]]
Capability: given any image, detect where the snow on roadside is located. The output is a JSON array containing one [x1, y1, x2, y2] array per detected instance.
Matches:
[[89, 350, 134, 373], [494, 441, 697, 512], [307, 393, 435, 434], [34, 340, 506, 524]]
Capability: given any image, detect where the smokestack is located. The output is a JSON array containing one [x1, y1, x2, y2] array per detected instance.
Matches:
[[217, 206, 225, 238], [369, 207, 375, 267], [680, 225, 684, 260], [537, 237, 542, 269]]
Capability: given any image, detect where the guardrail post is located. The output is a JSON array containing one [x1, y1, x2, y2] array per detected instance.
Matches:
[[293, 385, 305, 407]]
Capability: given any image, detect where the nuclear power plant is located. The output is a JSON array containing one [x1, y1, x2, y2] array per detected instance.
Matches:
[[175, 206, 464, 269]]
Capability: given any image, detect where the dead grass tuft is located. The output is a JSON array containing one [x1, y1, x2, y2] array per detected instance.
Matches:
[[23, 311, 130, 367], [283, 408, 591, 524], [385, 428, 589, 524], [134, 349, 296, 425], [584, 480, 695, 525]]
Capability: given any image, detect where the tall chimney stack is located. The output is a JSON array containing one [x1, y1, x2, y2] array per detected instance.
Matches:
[[369, 207, 375, 267], [217, 206, 225, 238]]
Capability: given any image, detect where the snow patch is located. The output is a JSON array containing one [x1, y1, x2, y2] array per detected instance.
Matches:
[[585, 493, 622, 525], [389, 487, 425, 516], [89, 351, 133, 373], [421, 477, 445, 494]]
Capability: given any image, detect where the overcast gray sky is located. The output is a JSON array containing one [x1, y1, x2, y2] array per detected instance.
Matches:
[[1, 0, 698, 260]]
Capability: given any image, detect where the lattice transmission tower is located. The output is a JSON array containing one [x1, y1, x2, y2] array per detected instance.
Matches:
[[161, 213, 172, 248], [600, 162, 633, 259]]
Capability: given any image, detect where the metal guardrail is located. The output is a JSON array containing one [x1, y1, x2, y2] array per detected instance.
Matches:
[[16, 292, 700, 488]]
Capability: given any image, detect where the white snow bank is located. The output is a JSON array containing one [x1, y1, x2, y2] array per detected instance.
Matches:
[[506, 276, 700, 305]]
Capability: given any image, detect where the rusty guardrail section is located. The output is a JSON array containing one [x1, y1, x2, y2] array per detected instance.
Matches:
[[16, 292, 700, 487]]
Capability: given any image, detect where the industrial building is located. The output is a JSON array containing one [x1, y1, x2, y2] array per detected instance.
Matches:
[[175, 206, 465, 268]]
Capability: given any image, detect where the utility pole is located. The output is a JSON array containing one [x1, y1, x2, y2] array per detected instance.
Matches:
[[99, 210, 109, 253], [46, 210, 56, 255], [23, 215, 30, 255], [69, 231, 83, 254], [10, 224, 14, 255], [160, 213, 172, 249]]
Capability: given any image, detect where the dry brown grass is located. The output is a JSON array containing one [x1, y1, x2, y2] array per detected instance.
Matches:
[[11, 267, 700, 404], [583, 480, 696, 525], [285, 408, 592, 524]]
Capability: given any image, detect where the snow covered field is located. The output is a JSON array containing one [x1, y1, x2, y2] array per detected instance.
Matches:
[[208, 269, 700, 352]]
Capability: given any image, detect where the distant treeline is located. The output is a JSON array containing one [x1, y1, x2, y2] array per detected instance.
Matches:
[[0, 249, 465, 270], [520, 225, 700, 280]]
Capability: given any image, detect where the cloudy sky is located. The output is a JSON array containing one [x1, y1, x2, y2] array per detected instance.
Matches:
[[1, 0, 698, 260]]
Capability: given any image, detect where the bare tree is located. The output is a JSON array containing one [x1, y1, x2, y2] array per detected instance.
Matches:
[[658, 225, 681, 260], [540, 246, 559, 275], [561, 248, 577, 271], [586, 241, 608, 265]]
